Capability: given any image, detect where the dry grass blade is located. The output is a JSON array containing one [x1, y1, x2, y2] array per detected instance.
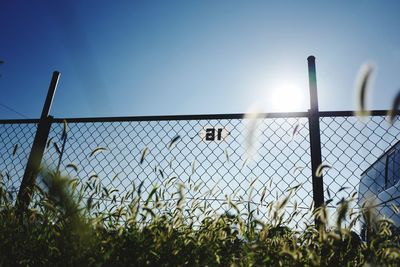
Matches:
[[191, 160, 196, 175], [315, 164, 331, 177], [243, 104, 263, 162], [308, 201, 314, 212], [292, 166, 304, 175], [390, 204, 399, 214], [88, 174, 98, 181], [66, 163, 78, 172], [143, 207, 156, 218], [387, 90, 400, 124], [338, 186, 350, 193], [326, 185, 331, 199], [176, 183, 185, 208], [228, 199, 240, 214], [286, 183, 304, 193], [12, 144, 18, 156], [249, 177, 259, 187], [53, 142, 61, 155], [260, 187, 267, 204], [46, 137, 53, 148], [140, 146, 148, 164], [277, 194, 291, 210], [62, 119, 68, 140], [336, 200, 348, 228], [241, 157, 249, 168], [314, 206, 327, 224], [137, 181, 144, 196], [291, 123, 300, 139], [224, 148, 230, 163], [89, 147, 107, 157], [355, 63, 373, 117], [165, 176, 177, 186], [168, 135, 180, 149], [145, 186, 158, 206]]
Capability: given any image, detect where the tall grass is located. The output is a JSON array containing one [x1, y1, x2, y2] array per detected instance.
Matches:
[[1, 167, 400, 266]]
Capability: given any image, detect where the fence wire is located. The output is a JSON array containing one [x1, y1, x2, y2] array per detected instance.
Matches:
[[320, 115, 400, 233], [0, 122, 37, 200], [1, 112, 400, 231], [40, 116, 312, 227]]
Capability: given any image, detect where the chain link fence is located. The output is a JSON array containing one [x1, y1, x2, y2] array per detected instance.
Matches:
[[0, 120, 38, 200], [1, 111, 400, 231], [319, 113, 400, 236], [41, 114, 313, 228]]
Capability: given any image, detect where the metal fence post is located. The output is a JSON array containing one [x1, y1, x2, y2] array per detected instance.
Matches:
[[307, 56, 325, 218], [16, 71, 60, 212]]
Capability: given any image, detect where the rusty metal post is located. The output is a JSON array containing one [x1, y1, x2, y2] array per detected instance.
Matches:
[[307, 56, 325, 221], [16, 71, 60, 212]]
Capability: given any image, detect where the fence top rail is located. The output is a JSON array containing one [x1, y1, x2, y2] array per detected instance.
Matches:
[[319, 110, 390, 117], [0, 118, 40, 124], [53, 111, 310, 123], [0, 110, 392, 124]]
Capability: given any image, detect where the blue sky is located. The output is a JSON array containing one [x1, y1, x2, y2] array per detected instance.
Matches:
[[1, 0, 400, 119]]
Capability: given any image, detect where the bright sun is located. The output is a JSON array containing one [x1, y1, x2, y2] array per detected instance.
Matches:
[[269, 82, 306, 112]]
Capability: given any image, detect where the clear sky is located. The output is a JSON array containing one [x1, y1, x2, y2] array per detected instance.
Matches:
[[1, 0, 400, 119]]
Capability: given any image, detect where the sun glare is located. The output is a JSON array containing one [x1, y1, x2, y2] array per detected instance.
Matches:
[[269, 82, 306, 112]]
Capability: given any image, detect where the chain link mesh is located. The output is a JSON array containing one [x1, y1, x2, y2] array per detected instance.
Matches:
[[0, 122, 37, 201], [320, 115, 400, 233], [1, 113, 400, 231], [40, 116, 312, 227]]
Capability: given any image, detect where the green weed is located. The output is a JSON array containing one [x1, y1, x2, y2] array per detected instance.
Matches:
[[1, 167, 400, 266]]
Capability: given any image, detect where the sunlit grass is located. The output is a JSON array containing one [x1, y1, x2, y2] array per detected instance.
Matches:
[[1, 165, 400, 266]]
